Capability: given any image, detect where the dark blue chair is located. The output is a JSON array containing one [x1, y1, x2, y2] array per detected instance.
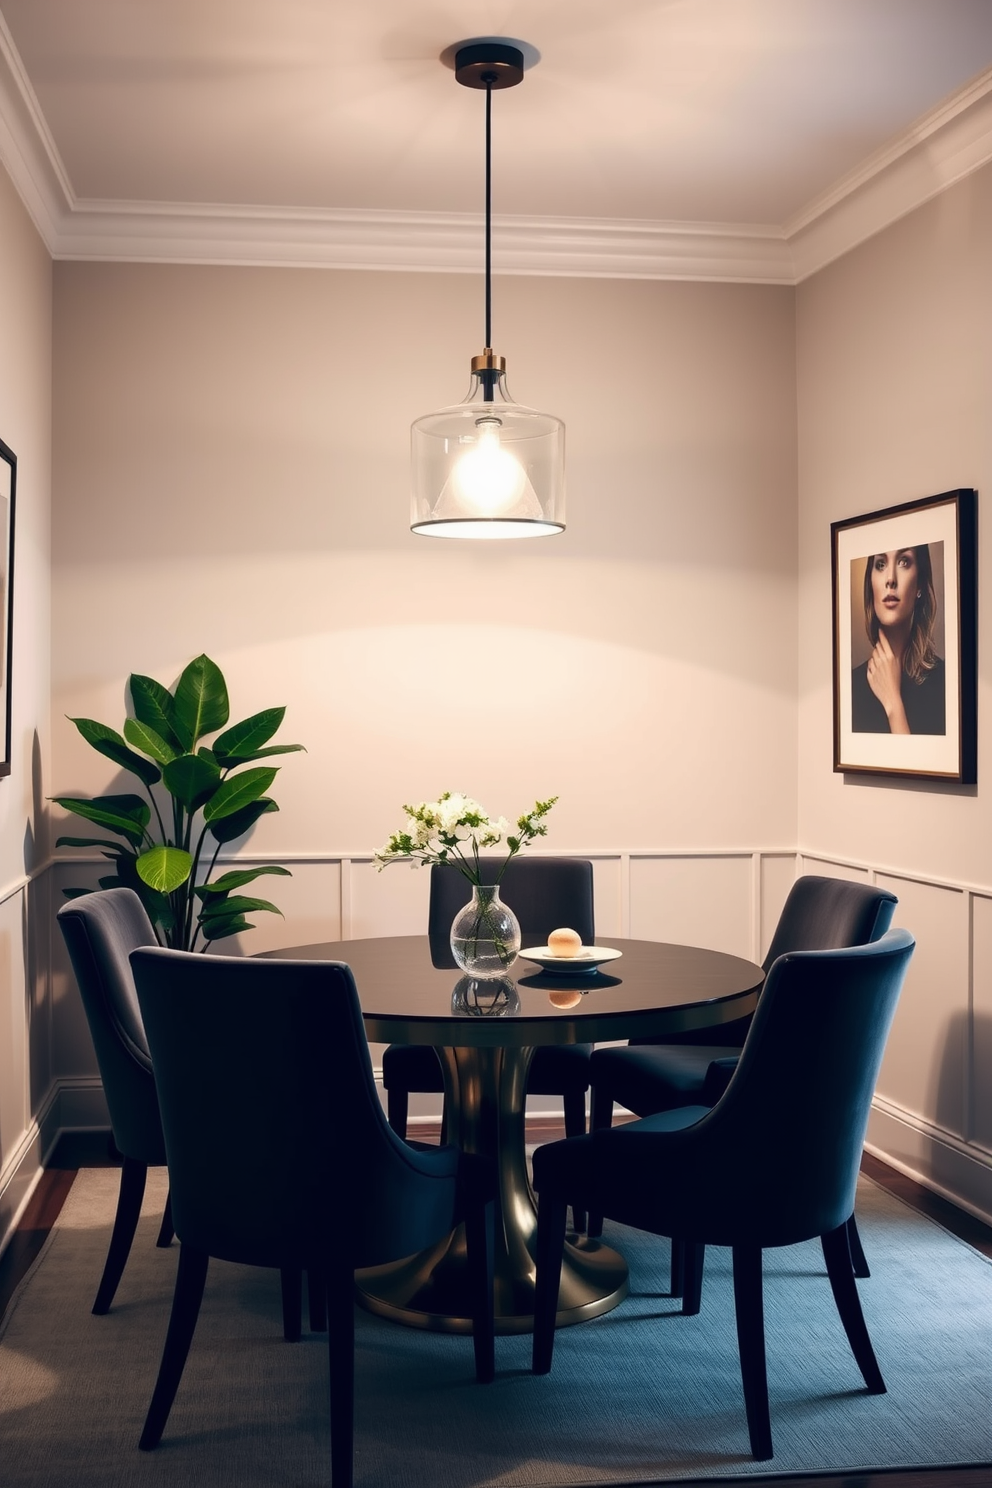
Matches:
[[587, 875, 898, 1257], [382, 857, 596, 1142], [57, 889, 173, 1313], [531, 928, 915, 1461], [131, 948, 496, 1488]]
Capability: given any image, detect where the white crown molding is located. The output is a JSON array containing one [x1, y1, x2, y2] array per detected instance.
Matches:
[[1, 15, 991, 285], [788, 64, 992, 281], [51, 201, 797, 283], [0, 10, 72, 244]]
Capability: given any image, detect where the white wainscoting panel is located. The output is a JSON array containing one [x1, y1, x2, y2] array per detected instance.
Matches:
[[873, 874, 969, 1141], [968, 891, 992, 1156], [37, 845, 992, 1227], [628, 854, 754, 959]]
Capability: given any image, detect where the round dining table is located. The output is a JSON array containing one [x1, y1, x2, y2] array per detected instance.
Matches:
[[270, 934, 764, 1335]]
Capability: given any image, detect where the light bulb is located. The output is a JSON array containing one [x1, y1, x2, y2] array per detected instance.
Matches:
[[450, 418, 527, 517]]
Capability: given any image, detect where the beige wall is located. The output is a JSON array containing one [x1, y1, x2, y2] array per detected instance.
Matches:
[[0, 162, 52, 1241], [797, 161, 992, 1216], [50, 266, 798, 861]]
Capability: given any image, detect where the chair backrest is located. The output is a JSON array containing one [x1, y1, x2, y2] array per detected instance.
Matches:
[[762, 875, 897, 973], [663, 928, 915, 1247], [428, 857, 595, 967], [636, 874, 898, 1050], [130, 948, 462, 1270], [57, 888, 165, 1162]]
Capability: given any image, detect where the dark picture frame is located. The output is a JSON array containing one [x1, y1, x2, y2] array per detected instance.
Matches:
[[0, 438, 14, 778], [832, 488, 977, 783]]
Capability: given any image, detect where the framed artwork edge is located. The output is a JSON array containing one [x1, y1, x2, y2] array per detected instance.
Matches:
[[831, 487, 977, 785], [0, 436, 14, 779]]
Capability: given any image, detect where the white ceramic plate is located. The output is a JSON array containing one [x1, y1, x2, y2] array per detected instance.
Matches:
[[518, 945, 623, 975]]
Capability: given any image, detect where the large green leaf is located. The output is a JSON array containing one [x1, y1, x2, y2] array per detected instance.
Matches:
[[123, 716, 178, 766], [51, 794, 150, 846], [199, 913, 254, 942], [206, 797, 278, 844], [162, 752, 222, 810], [110, 853, 175, 935], [213, 708, 285, 761], [173, 654, 229, 751], [199, 894, 282, 919], [194, 865, 291, 899], [136, 845, 193, 894], [69, 717, 162, 787], [217, 743, 305, 764], [129, 673, 183, 751], [202, 767, 277, 823]]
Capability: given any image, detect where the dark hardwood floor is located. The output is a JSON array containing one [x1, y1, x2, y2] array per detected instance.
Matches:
[[2, 1124, 990, 1488]]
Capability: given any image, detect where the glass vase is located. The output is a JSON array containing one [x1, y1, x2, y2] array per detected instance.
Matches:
[[450, 885, 521, 979]]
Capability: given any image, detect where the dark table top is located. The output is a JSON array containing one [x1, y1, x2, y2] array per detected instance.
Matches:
[[265, 935, 764, 1048]]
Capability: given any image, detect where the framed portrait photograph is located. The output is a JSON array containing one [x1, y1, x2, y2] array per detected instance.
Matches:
[[832, 488, 977, 783], [0, 438, 15, 778]]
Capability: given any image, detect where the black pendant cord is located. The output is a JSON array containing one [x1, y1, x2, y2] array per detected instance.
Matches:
[[485, 83, 492, 353]]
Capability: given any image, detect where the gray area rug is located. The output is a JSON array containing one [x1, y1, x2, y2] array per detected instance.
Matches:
[[1, 1168, 991, 1487]]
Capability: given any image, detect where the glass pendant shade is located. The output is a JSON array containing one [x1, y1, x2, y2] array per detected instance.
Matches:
[[411, 362, 565, 539]]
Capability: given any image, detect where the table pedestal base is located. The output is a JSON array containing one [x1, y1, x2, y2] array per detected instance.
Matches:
[[357, 1229, 627, 1335], [357, 1042, 629, 1334]]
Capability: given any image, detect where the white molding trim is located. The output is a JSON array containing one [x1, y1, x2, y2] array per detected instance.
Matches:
[[867, 1097, 992, 1230], [789, 66, 992, 282], [0, 19, 989, 284]]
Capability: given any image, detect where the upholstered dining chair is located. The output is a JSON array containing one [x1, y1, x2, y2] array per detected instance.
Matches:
[[131, 948, 496, 1488], [57, 888, 173, 1314], [531, 928, 915, 1462], [382, 857, 596, 1142], [586, 875, 898, 1263], [58, 888, 312, 1340]]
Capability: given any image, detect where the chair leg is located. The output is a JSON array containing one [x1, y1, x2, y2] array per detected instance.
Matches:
[[670, 1238, 684, 1297], [585, 1088, 614, 1238], [93, 1156, 147, 1315], [562, 1090, 587, 1232], [139, 1244, 209, 1450], [155, 1188, 174, 1248], [464, 1191, 496, 1383], [532, 1192, 568, 1375], [326, 1267, 356, 1488], [308, 1267, 328, 1332], [281, 1267, 303, 1342], [681, 1241, 705, 1316], [386, 1088, 409, 1139], [732, 1244, 773, 1461], [821, 1225, 885, 1394], [846, 1211, 870, 1279]]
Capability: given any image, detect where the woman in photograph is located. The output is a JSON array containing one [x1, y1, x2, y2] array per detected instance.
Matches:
[[851, 544, 945, 734]]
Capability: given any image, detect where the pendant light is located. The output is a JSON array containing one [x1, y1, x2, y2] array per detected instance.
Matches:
[[411, 42, 565, 540]]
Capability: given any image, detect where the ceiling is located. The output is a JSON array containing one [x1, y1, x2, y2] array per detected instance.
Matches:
[[1, 0, 991, 282]]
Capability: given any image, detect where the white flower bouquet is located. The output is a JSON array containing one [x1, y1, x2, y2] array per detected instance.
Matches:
[[375, 791, 557, 884], [375, 792, 558, 974]]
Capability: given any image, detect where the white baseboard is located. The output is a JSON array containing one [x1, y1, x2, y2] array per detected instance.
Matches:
[[867, 1097, 992, 1229]]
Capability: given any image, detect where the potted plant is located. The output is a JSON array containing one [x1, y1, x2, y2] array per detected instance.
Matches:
[[52, 654, 303, 950]]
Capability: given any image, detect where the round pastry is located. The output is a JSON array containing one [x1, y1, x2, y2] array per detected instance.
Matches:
[[547, 927, 583, 957]]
